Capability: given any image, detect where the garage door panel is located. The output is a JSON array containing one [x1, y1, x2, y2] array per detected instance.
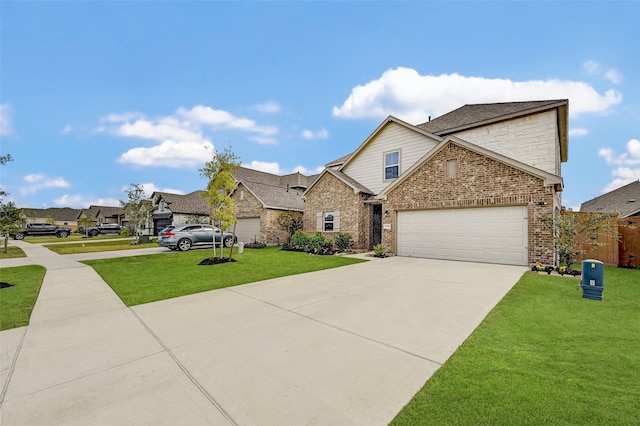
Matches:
[[397, 207, 528, 266], [235, 218, 260, 243]]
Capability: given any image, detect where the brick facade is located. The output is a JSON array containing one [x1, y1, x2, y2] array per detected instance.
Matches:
[[232, 183, 297, 245], [382, 142, 557, 264], [303, 172, 373, 249]]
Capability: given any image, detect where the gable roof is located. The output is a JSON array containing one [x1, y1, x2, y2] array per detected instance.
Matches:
[[77, 205, 124, 219], [337, 115, 440, 172], [304, 168, 374, 197], [153, 190, 209, 215], [378, 135, 563, 199], [417, 100, 569, 162], [232, 167, 319, 211], [580, 180, 640, 218], [23, 207, 81, 222]]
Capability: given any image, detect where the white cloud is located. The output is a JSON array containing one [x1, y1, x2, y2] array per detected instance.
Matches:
[[333, 67, 623, 123], [136, 183, 184, 197], [583, 60, 601, 75], [569, 128, 588, 137], [244, 160, 323, 176], [246, 160, 282, 174], [254, 101, 281, 113], [102, 105, 279, 167], [0, 103, 13, 136], [301, 128, 329, 140], [584, 60, 623, 84], [604, 69, 623, 84], [53, 194, 121, 209], [119, 140, 214, 168], [61, 125, 73, 134], [599, 139, 640, 166], [599, 139, 640, 193], [602, 168, 640, 193], [21, 174, 71, 194]]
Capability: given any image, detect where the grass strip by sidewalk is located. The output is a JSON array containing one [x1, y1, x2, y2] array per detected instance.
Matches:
[[84, 246, 367, 306], [0, 246, 27, 259], [45, 239, 157, 254], [0, 265, 46, 330], [392, 267, 640, 425]]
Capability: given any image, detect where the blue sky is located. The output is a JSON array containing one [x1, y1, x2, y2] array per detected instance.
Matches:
[[1, 1, 638, 211]]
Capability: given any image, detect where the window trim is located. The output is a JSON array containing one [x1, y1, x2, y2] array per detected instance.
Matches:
[[384, 150, 400, 181], [323, 212, 334, 232]]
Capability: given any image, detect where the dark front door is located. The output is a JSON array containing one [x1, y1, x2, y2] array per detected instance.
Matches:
[[371, 204, 382, 249]]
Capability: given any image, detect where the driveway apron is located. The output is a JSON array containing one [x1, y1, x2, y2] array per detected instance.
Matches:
[[0, 241, 526, 425]]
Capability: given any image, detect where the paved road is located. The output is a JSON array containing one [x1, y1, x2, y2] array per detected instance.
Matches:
[[0, 240, 526, 425]]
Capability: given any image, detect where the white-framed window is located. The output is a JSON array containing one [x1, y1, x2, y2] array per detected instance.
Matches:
[[384, 151, 399, 180], [316, 211, 340, 232], [446, 159, 457, 179]]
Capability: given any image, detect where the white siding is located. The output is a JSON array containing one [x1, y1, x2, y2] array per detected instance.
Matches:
[[453, 110, 560, 175], [342, 122, 440, 195]]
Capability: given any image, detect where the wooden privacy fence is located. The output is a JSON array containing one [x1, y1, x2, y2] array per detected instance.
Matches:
[[570, 213, 639, 267]]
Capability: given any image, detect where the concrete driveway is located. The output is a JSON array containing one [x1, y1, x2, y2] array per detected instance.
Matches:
[[1, 247, 526, 425]]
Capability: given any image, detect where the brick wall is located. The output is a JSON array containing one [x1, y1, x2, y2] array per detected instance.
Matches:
[[303, 172, 372, 248], [383, 142, 557, 264]]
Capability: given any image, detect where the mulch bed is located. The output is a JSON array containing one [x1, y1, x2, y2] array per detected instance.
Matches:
[[198, 257, 237, 266]]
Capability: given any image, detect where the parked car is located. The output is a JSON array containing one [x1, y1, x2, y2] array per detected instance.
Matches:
[[157, 225, 175, 238], [11, 223, 72, 240], [82, 223, 126, 237], [157, 224, 237, 251]]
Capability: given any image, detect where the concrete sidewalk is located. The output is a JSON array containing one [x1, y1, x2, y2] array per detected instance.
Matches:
[[0, 240, 526, 425]]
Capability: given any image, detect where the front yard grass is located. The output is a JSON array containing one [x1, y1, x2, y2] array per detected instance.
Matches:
[[0, 246, 27, 259], [392, 266, 640, 425], [18, 234, 125, 244], [45, 239, 157, 254], [84, 246, 367, 306], [0, 265, 46, 330]]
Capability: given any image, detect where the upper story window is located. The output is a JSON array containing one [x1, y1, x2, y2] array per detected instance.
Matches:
[[384, 151, 399, 180], [446, 159, 457, 179]]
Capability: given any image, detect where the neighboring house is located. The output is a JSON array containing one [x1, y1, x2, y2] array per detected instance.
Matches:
[[304, 100, 568, 266], [22, 207, 81, 231], [580, 180, 640, 218], [150, 168, 318, 243], [151, 191, 210, 235], [231, 167, 318, 244], [77, 205, 127, 226]]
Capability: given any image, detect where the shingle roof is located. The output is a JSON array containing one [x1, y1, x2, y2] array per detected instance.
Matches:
[[580, 180, 640, 218], [416, 100, 568, 135], [233, 167, 319, 211], [154, 191, 210, 215], [23, 207, 81, 222], [78, 205, 124, 219]]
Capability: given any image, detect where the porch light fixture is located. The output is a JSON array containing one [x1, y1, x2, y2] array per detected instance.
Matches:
[[384, 210, 389, 217]]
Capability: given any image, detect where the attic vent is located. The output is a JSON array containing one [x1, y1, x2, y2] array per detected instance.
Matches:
[[628, 199, 637, 203]]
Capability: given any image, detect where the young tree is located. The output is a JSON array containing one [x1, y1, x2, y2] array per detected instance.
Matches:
[[541, 210, 621, 267], [200, 147, 241, 259], [277, 210, 303, 246], [0, 154, 23, 251], [120, 184, 152, 239]]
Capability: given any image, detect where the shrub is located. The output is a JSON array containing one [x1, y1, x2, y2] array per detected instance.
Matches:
[[373, 243, 385, 257], [289, 230, 335, 255], [334, 233, 353, 252]]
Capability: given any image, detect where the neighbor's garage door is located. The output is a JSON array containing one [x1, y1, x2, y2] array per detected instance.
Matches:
[[397, 206, 528, 265], [235, 217, 261, 243]]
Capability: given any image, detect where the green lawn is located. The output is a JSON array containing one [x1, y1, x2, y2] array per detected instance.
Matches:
[[0, 265, 47, 330], [16, 234, 125, 244], [45, 239, 157, 254], [0, 246, 27, 259], [392, 267, 640, 425], [84, 246, 367, 306]]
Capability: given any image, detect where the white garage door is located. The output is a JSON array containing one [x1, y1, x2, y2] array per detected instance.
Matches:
[[397, 206, 528, 265], [235, 217, 261, 244]]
